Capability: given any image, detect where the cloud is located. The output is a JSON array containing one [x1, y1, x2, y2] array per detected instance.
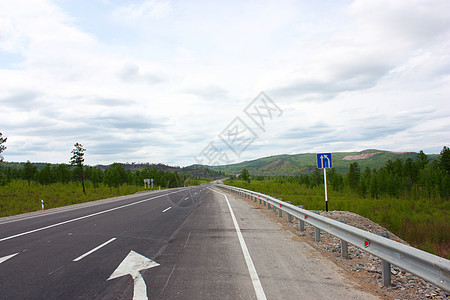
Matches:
[[118, 63, 165, 84], [112, 0, 170, 22], [182, 85, 230, 101], [1, 0, 449, 166], [1, 90, 42, 106], [348, 0, 450, 46]]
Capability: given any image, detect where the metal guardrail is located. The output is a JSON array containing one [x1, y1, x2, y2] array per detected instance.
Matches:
[[216, 183, 450, 292]]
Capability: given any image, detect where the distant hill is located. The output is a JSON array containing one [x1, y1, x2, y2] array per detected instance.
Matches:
[[1, 149, 439, 177], [207, 149, 439, 175], [1, 161, 225, 179], [96, 163, 178, 171]]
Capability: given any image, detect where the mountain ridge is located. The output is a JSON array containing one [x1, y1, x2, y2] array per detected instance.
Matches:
[[207, 149, 439, 175]]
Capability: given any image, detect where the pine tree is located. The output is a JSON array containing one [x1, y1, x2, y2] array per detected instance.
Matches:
[[22, 161, 37, 186], [439, 146, 450, 174], [0, 132, 6, 162], [70, 143, 86, 194]]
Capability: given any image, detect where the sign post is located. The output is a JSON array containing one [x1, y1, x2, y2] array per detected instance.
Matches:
[[144, 179, 150, 190], [317, 153, 332, 212], [151, 178, 154, 189]]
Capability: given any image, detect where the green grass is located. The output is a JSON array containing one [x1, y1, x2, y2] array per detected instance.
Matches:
[[0, 180, 148, 217], [227, 180, 449, 258]]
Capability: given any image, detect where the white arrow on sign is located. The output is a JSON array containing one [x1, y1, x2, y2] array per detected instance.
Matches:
[[320, 155, 330, 168], [108, 250, 160, 300]]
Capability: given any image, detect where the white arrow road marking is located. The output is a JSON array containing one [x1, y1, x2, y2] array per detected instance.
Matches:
[[108, 250, 160, 300], [73, 238, 117, 262], [0, 252, 19, 264]]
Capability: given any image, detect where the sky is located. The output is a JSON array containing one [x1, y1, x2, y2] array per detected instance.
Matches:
[[1, 0, 449, 166]]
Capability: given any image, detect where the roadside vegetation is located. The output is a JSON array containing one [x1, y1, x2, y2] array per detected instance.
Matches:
[[227, 147, 449, 258], [0, 162, 206, 218]]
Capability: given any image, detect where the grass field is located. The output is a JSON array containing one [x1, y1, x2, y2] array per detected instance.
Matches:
[[227, 179, 449, 258], [0, 180, 147, 217]]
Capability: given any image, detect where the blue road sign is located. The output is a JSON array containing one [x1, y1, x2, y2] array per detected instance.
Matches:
[[317, 153, 332, 169]]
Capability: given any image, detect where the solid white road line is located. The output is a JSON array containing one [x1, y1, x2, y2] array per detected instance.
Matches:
[[73, 238, 117, 262], [209, 188, 267, 300], [0, 189, 188, 242], [0, 252, 19, 264], [162, 207, 172, 213]]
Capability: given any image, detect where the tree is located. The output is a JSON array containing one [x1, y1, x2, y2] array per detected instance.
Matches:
[[70, 143, 86, 194], [38, 164, 53, 185], [91, 167, 101, 189], [348, 162, 361, 191], [439, 146, 450, 174], [22, 160, 37, 186], [104, 163, 127, 190], [239, 168, 251, 183], [0, 132, 6, 162], [415, 150, 429, 170], [54, 164, 71, 184]]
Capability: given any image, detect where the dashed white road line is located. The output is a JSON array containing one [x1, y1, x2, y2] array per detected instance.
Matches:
[[0, 189, 187, 242], [0, 252, 19, 264], [162, 207, 172, 213], [73, 238, 117, 262]]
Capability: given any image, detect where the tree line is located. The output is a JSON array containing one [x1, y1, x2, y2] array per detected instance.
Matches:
[[0, 161, 187, 189], [0, 139, 186, 190], [249, 147, 450, 201]]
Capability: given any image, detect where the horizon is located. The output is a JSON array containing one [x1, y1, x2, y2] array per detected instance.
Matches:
[[1, 147, 442, 168]]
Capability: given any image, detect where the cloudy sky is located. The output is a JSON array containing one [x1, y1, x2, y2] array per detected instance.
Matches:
[[1, 0, 449, 166]]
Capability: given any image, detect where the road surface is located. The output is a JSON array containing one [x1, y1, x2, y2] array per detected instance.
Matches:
[[0, 184, 378, 299]]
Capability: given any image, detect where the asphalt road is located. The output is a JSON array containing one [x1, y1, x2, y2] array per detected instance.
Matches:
[[0, 184, 378, 299]]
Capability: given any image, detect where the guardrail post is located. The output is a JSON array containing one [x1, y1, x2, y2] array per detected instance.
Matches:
[[296, 205, 305, 231], [279, 206, 282, 218], [337, 218, 348, 259], [272, 205, 276, 213], [314, 211, 320, 242], [299, 219, 305, 231], [315, 227, 320, 242], [286, 201, 292, 222], [382, 260, 391, 287], [379, 232, 392, 287]]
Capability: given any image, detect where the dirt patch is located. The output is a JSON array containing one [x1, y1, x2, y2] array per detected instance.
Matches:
[[343, 152, 382, 160]]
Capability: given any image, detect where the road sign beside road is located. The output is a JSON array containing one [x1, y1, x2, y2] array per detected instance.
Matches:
[[317, 153, 332, 212], [317, 153, 332, 169]]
